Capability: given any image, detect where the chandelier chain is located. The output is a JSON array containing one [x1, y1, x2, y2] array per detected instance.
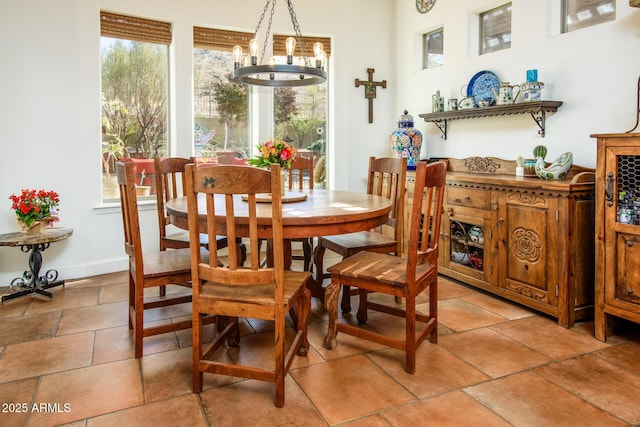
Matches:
[[254, 0, 276, 65], [287, 0, 310, 66]]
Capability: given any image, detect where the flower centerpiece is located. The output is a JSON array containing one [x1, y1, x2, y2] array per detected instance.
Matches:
[[248, 139, 296, 195], [9, 189, 60, 234], [248, 138, 297, 169]]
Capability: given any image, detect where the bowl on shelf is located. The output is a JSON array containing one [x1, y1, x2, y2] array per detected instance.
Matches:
[[468, 226, 484, 244], [451, 251, 470, 264], [535, 152, 573, 180]]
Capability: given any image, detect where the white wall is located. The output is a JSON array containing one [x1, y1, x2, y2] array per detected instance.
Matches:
[[393, 0, 640, 166], [0, 0, 395, 284]]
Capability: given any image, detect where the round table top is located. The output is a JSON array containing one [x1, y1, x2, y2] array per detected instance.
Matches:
[[0, 227, 74, 247], [165, 189, 392, 239]]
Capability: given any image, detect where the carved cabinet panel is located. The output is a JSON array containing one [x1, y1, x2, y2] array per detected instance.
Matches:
[[498, 192, 558, 309]]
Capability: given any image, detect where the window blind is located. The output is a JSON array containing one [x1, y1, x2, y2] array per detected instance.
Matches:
[[193, 27, 253, 52], [100, 11, 172, 45], [273, 35, 331, 57]]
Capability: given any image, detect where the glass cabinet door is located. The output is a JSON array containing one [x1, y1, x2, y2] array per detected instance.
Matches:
[[614, 154, 640, 225]]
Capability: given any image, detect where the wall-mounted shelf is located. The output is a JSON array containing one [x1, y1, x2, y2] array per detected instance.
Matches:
[[418, 101, 563, 140]]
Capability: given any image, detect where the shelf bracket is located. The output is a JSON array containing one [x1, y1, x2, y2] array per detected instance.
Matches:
[[434, 119, 448, 140], [530, 110, 547, 137]]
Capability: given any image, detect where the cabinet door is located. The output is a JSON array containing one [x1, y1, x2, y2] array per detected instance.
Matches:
[[603, 146, 640, 309], [497, 193, 558, 308], [442, 210, 493, 283]]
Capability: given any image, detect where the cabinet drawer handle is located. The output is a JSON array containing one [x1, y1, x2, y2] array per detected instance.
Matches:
[[498, 218, 504, 225], [605, 172, 614, 207], [628, 240, 636, 247], [628, 289, 634, 295]]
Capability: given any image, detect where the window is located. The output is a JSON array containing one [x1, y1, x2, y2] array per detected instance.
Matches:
[[423, 28, 444, 69], [100, 11, 171, 202], [193, 27, 252, 162], [480, 3, 512, 55], [272, 35, 331, 189], [562, 0, 615, 33]]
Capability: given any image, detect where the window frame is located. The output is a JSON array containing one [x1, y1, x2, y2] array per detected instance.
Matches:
[[479, 3, 512, 55], [561, 0, 615, 33], [422, 28, 444, 70]]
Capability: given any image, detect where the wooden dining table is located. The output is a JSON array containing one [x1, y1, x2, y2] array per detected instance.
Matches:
[[165, 189, 392, 300]]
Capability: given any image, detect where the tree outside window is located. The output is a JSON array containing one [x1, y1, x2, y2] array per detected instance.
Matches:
[[100, 12, 171, 201]]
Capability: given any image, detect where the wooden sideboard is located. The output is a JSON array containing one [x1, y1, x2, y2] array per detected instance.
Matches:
[[405, 157, 596, 327], [593, 133, 640, 341]]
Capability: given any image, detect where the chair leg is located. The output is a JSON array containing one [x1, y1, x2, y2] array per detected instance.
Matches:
[[159, 285, 166, 297], [192, 312, 204, 393], [302, 238, 312, 272], [323, 278, 341, 349], [236, 240, 247, 266], [356, 289, 368, 324], [296, 288, 312, 356], [313, 244, 327, 286], [133, 278, 144, 358], [405, 295, 417, 374], [429, 280, 438, 344], [341, 285, 352, 314]]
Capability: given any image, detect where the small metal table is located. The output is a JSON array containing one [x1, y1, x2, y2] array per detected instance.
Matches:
[[0, 227, 73, 303]]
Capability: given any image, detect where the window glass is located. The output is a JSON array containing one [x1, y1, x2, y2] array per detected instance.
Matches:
[[193, 28, 252, 164], [423, 28, 444, 69], [272, 37, 330, 189], [100, 12, 171, 202], [480, 3, 512, 55], [562, 0, 615, 33]]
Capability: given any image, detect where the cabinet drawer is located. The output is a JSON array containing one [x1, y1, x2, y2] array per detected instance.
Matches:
[[447, 187, 491, 210]]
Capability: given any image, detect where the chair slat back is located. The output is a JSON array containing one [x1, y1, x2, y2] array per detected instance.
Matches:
[[406, 161, 447, 283], [288, 156, 314, 190], [186, 164, 285, 301], [367, 156, 407, 254], [116, 161, 144, 268], [154, 157, 191, 250]]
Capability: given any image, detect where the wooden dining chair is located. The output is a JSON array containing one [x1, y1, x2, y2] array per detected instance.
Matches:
[[313, 156, 406, 312], [116, 161, 209, 358], [259, 155, 314, 271], [154, 157, 246, 273], [186, 163, 311, 407], [288, 155, 315, 271], [323, 160, 446, 374]]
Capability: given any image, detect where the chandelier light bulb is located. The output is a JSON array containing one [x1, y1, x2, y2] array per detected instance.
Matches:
[[315, 50, 326, 69], [232, 46, 243, 69], [313, 42, 324, 57], [285, 37, 296, 65], [249, 38, 259, 65]]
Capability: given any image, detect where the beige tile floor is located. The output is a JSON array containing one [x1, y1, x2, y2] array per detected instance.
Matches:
[[1, 252, 640, 427]]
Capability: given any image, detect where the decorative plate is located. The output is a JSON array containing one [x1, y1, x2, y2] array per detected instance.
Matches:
[[416, 0, 436, 14], [466, 70, 500, 107]]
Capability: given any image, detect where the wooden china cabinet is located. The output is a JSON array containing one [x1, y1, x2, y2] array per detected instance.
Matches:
[[593, 133, 640, 341], [405, 157, 596, 327]]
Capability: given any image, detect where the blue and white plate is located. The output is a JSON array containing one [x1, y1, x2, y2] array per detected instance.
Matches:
[[466, 70, 500, 107]]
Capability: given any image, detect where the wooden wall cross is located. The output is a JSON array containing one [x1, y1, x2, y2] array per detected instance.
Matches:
[[355, 68, 387, 123]]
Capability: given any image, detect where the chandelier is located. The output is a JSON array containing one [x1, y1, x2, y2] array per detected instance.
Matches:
[[232, 0, 327, 87]]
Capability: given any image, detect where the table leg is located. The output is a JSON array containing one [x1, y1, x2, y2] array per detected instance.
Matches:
[[2, 243, 65, 303]]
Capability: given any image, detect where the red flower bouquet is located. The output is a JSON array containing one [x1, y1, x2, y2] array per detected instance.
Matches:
[[9, 189, 60, 230]]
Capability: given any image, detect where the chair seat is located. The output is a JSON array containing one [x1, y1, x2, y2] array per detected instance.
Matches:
[[320, 231, 397, 256], [164, 230, 228, 246], [327, 250, 435, 290], [142, 247, 209, 278], [201, 270, 310, 307]]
